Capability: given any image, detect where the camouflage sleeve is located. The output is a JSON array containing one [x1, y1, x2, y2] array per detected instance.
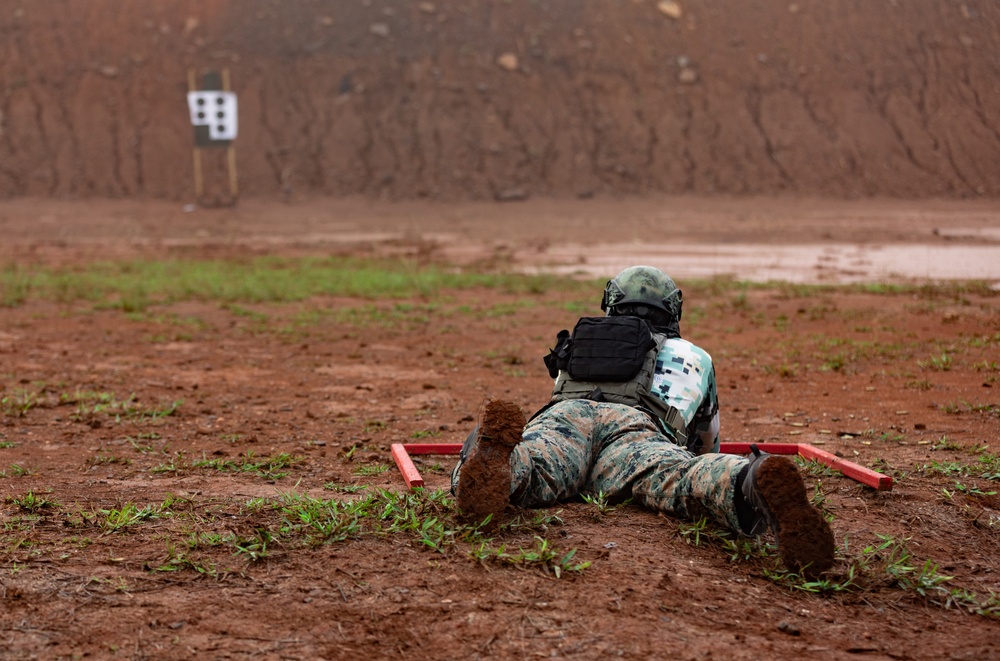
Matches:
[[688, 364, 720, 454]]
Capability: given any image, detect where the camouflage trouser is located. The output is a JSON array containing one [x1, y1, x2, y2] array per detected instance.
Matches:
[[453, 399, 747, 531]]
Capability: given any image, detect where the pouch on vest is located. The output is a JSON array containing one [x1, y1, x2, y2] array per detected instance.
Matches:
[[543, 329, 572, 379], [547, 316, 690, 446], [565, 316, 657, 381]]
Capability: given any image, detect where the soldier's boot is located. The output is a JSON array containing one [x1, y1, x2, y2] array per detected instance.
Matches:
[[455, 399, 525, 527], [740, 445, 835, 578]]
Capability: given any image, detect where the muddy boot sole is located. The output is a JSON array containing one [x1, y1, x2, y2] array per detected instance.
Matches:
[[755, 456, 835, 578], [456, 399, 526, 527]]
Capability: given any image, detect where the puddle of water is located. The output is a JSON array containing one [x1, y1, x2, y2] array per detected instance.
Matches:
[[520, 243, 1000, 287], [932, 227, 1000, 241]]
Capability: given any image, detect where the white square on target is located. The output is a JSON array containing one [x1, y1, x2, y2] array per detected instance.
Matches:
[[187, 91, 238, 141]]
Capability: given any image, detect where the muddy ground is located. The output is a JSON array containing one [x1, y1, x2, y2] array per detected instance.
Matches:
[[1, 198, 999, 660]]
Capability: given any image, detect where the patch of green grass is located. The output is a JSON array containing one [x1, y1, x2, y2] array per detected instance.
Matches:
[[505, 509, 566, 533], [973, 448, 1000, 480], [89, 453, 132, 466], [0, 257, 577, 309], [820, 352, 848, 372], [469, 535, 590, 578], [0, 486, 595, 584], [150, 542, 223, 577], [809, 481, 835, 520], [947, 481, 997, 497], [673, 516, 776, 563], [229, 528, 275, 562], [0, 464, 34, 478], [276, 491, 366, 545], [869, 457, 908, 481], [62, 390, 182, 425], [363, 420, 388, 434], [271, 488, 580, 574], [940, 400, 1000, 417], [0, 441, 16, 449], [720, 536, 773, 563], [794, 457, 841, 478], [918, 353, 953, 371], [918, 460, 967, 478], [191, 452, 303, 480], [763, 565, 859, 594], [904, 379, 933, 391], [916, 452, 1000, 482], [931, 436, 960, 451], [766, 534, 954, 598], [808, 336, 912, 373], [96, 501, 170, 532], [353, 463, 390, 477], [0, 264, 32, 306], [323, 483, 367, 493], [378, 490, 490, 553], [1, 388, 39, 418], [730, 286, 752, 311], [967, 333, 1000, 348], [678, 517, 713, 546], [9, 490, 59, 513], [149, 452, 185, 474], [944, 590, 1000, 619], [580, 490, 625, 518], [184, 528, 275, 563], [126, 432, 162, 453]]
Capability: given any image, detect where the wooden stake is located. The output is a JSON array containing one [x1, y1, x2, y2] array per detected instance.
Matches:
[[193, 149, 204, 199], [227, 145, 239, 198], [187, 69, 203, 201], [221, 67, 238, 200]]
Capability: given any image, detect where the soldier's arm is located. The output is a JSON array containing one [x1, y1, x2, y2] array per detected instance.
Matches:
[[688, 366, 720, 454]]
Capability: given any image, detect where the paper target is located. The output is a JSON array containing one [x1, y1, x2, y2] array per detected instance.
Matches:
[[187, 91, 238, 141]]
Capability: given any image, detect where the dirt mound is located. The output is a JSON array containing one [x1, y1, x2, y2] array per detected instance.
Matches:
[[1, 0, 999, 201]]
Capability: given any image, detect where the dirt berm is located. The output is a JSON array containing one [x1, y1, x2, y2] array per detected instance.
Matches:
[[1, 0, 998, 201]]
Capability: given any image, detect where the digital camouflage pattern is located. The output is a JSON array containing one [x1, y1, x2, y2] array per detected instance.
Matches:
[[453, 399, 747, 531], [651, 337, 719, 451], [602, 265, 683, 319]]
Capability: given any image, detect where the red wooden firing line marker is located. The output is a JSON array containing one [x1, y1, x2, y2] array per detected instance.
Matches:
[[390, 442, 893, 491]]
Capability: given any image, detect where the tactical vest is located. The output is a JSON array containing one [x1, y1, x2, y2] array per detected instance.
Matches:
[[545, 316, 689, 444]]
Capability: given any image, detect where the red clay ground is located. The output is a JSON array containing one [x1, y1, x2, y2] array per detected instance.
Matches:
[[3, 1, 1000, 201], [1, 199, 999, 660]]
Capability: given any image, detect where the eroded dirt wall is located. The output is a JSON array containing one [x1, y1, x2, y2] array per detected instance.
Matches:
[[1, 0, 998, 201]]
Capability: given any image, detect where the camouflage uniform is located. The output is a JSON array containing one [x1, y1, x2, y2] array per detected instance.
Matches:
[[452, 336, 748, 532], [509, 399, 745, 530], [452, 265, 750, 532], [649, 336, 721, 453]]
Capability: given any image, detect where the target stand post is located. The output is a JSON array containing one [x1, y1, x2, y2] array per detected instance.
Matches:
[[187, 68, 239, 206]]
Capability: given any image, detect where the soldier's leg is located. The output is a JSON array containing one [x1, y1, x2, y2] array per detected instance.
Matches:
[[508, 399, 605, 507], [450, 399, 604, 509], [584, 404, 834, 576], [585, 404, 747, 531]]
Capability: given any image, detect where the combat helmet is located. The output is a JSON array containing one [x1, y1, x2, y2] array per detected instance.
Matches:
[[601, 265, 683, 322]]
